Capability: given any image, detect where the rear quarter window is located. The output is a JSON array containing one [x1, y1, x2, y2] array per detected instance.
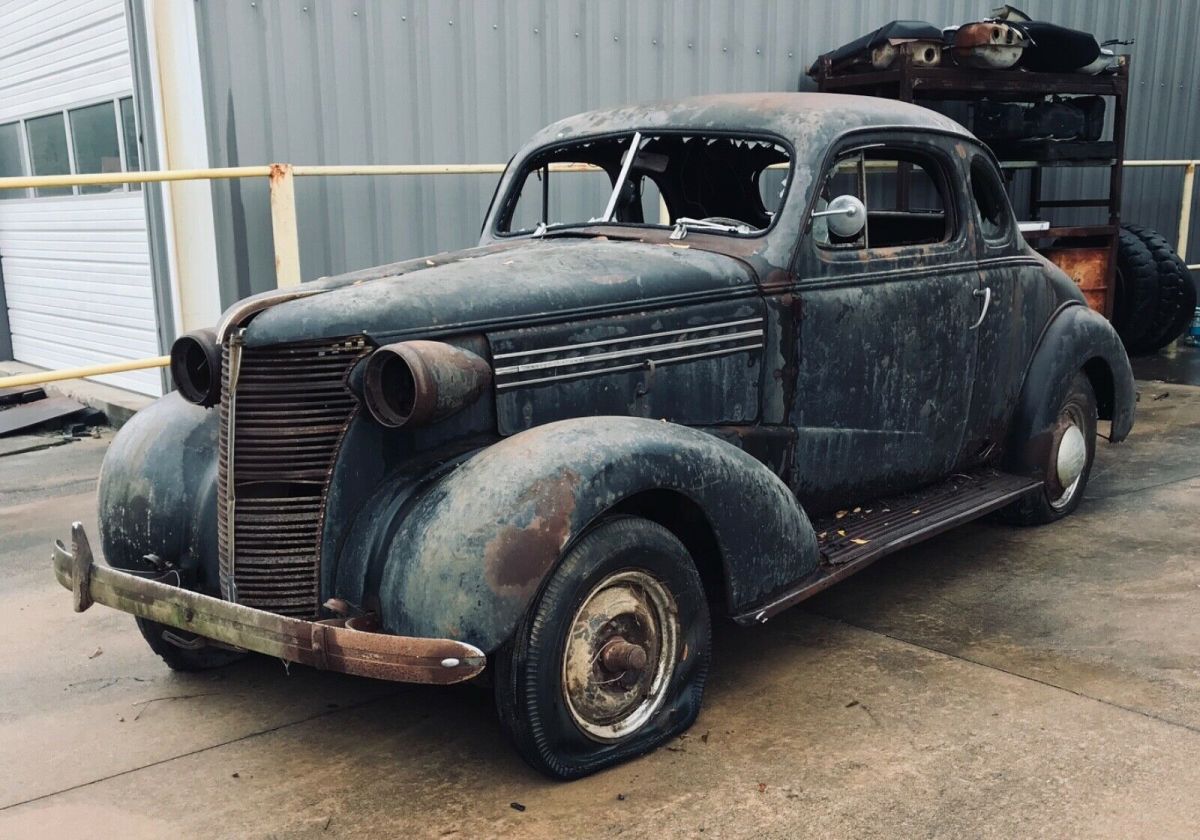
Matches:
[[970, 157, 1012, 242]]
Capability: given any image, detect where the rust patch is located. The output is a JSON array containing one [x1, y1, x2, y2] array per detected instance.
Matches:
[[1041, 246, 1109, 314], [483, 468, 582, 601]]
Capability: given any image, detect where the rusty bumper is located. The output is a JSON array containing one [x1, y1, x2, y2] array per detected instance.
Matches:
[[51, 522, 486, 685]]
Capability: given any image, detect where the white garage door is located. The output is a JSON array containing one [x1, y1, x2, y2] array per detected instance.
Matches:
[[0, 0, 162, 396]]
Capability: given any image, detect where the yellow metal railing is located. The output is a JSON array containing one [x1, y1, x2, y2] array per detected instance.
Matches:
[[0, 157, 1196, 391]]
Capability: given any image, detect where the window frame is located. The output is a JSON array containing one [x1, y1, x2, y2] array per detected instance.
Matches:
[[491, 128, 796, 240], [0, 120, 30, 200], [968, 154, 1015, 248], [810, 140, 961, 256], [2, 95, 140, 200]]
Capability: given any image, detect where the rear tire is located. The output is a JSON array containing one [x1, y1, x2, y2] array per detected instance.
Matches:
[[1002, 372, 1097, 525], [493, 517, 711, 779], [136, 617, 246, 672], [1113, 227, 1160, 351], [1118, 224, 1196, 353]]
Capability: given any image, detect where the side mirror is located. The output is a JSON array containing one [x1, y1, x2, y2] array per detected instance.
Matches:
[[812, 194, 866, 238]]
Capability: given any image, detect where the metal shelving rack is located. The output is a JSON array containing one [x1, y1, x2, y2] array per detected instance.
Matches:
[[813, 55, 1131, 317]]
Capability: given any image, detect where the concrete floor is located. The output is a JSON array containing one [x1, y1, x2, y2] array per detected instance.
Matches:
[[1, 380, 1198, 839]]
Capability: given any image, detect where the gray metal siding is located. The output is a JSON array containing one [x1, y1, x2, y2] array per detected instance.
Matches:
[[193, 1, 1200, 302]]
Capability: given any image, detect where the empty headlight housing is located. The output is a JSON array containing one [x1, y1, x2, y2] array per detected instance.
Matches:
[[169, 328, 222, 407], [362, 340, 491, 428]]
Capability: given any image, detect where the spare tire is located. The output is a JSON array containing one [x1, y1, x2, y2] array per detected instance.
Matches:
[[1113, 227, 1159, 351], [1120, 224, 1196, 354]]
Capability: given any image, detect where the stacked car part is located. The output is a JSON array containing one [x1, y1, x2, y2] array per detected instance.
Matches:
[[812, 7, 1197, 354]]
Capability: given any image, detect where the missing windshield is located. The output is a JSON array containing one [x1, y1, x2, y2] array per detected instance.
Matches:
[[496, 132, 792, 238]]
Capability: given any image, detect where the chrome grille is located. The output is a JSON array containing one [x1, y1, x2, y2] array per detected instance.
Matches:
[[217, 334, 369, 618]]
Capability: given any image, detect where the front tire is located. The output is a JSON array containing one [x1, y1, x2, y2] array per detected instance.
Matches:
[[136, 617, 246, 672], [1003, 372, 1097, 525], [493, 517, 711, 779]]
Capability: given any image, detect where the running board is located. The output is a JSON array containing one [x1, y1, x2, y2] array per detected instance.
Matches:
[[734, 469, 1042, 625]]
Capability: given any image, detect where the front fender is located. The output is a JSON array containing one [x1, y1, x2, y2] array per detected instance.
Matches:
[[1006, 302, 1136, 475], [377, 417, 818, 652], [97, 392, 220, 589]]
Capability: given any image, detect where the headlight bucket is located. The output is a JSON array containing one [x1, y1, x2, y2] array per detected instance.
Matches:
[[362, 340, 491, 428], [170, 328, 222, 407]]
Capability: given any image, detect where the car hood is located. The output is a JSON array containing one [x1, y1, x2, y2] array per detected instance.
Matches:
[[241, 237, 756, 347]]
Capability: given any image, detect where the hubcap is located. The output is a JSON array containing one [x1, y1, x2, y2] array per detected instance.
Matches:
[[562, 570, 679, 742], [1050, 409, 1088, 510]]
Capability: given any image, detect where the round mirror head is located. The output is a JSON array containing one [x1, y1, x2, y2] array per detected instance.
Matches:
[[825, 194, 866, 238]]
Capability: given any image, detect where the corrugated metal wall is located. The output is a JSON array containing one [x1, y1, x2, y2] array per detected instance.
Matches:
[[193, 0, 1200, 302], [0, 0, 161, 395]]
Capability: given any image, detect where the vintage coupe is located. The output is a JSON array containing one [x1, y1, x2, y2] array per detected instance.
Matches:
[[54, 94, 1134, 778]]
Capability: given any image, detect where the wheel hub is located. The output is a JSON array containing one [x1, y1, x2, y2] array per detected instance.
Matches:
[[1050, 408, 1088, 510], [562, 570, 678, 742], [1056, 424, 1087, 489]]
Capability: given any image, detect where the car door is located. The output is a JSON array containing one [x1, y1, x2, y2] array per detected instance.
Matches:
[[960, 152, 1059, 464], [785, 134, 982, 515]]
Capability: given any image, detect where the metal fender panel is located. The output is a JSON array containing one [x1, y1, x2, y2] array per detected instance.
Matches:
[[98, 392, 220, 589], [377, 417, 818, 652], [1007, 303, 1135, 475]]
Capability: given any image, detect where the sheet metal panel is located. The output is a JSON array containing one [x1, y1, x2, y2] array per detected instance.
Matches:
[[191, 1, 1200, 302]]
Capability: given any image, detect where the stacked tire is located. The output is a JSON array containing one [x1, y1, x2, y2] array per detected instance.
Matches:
[[1113, 224, 1197, 355]]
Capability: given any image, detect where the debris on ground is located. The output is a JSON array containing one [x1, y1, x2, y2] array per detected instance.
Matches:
[[510, 802, 526, 812]]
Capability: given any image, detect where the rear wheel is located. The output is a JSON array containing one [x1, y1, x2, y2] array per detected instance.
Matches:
[[1002, 372, 1097, 525], [493, 517, 711, 779]]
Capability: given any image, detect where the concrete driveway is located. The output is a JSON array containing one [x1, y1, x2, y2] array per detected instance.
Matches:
[[1, 381, 1197, 839]]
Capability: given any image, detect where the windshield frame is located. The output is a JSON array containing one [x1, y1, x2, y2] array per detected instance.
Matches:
[[490, 128, 797, 241]]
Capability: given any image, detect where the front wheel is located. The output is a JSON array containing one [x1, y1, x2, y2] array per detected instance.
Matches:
[[136, 617, 246, 672], [493, 517, 711, 779], [1002, 372, 1097, 525]]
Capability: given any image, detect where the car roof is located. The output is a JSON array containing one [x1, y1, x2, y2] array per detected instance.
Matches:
[[523, 92, 975, 153]]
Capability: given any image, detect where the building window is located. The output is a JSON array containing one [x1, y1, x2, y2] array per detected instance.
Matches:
[[120, 97, 140, 172], [0, 122, 26, 200], [26, 112, 72, 197], [70, 102, 123, 193], [4, 97, 141, 199]]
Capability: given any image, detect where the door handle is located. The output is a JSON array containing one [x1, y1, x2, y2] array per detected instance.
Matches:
[[969, 286, 992, 330]]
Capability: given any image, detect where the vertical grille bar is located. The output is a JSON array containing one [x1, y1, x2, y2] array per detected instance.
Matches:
[[217, 335, 368, 618]]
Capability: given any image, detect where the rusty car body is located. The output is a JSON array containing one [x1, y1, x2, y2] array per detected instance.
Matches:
[[54, 93, 1135, 778]]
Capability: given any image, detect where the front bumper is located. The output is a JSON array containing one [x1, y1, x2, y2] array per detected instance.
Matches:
[[52, 522, 486, 684]]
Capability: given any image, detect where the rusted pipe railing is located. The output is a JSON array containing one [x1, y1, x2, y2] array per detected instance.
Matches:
[[0, 357, 170, 389], [0, 156, 1196, 390]]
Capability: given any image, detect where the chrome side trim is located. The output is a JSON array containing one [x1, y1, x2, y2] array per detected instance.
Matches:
[[492, 316, 764, 360], [496, 341, 764, 390], [495, 328, 764, 376]]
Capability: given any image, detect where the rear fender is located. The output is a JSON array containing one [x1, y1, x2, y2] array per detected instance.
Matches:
[[376, 417, 818, 652], [1006, 302, 1135, 475]]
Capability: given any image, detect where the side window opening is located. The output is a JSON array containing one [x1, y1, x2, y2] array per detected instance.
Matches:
[[970, 156, 1011, 242], [814, 147, 952, 251]]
